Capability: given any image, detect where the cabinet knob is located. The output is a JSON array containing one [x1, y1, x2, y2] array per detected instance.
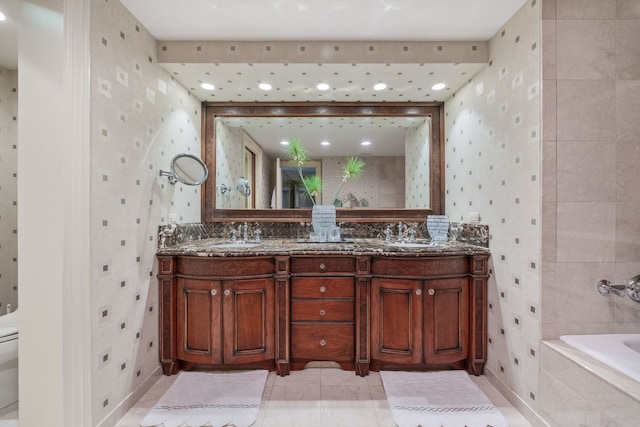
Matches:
[[224, 289, 231, 296], [319, 309, 326, 316], [319, 263, 326, 270], [415, 289, 422, 296], [319, 286, 326, 293], [320, 339, 326, 346], [428, 288, 435, 296], [211, 289, 217, 296]]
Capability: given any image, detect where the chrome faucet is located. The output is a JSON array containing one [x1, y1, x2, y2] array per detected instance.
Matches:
[[397, 222, 405, 242], [384, 224, 393, 242], [253, 223, 261, 242], [241, 222, 248, 242]]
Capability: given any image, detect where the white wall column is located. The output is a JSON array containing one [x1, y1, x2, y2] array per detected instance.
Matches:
[[18, 0, 92, 425]]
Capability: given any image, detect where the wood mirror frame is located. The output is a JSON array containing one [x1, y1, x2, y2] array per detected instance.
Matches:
[[202, 102, 444, 223]]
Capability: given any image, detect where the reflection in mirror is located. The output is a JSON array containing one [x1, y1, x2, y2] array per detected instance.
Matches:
[[236, 176, 251, 197], [160, 153, 208, 185], [204, 103, 444, 223], [215, 116, 430, 209]]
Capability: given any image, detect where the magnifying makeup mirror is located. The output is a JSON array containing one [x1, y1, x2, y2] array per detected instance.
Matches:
[[236, 176, 251, 197], [160, 153, 209, 185]]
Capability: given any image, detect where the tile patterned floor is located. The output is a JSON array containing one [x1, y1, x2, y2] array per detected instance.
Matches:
[[115, 367, 533, 427]]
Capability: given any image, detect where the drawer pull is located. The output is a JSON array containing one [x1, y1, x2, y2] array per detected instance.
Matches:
[[319, 263, 326, 270], [415, 289, 422, 296], [320, 339, 326, 346], [224, 289, 231, 296], [211, 289, 217, 296], [319, 309, 326, 316], [320, 286, 326, 293], [428, 288, 435, 296]]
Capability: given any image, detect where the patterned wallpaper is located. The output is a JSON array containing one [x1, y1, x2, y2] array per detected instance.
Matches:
[[0, 67, 18, 313], [91, 0, 201, 424], [445, 0, 541, 414], [405, 119, 430, 208], [215, 120, 245, 208]]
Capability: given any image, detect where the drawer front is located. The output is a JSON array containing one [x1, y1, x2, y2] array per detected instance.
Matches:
[[291, 300, 354, 321], [291, 324, 354, 360], [290, 256, 355, 274], [371, 256, 469, 277], [176, 256, 275, 276], [292, 277, 355, 298]]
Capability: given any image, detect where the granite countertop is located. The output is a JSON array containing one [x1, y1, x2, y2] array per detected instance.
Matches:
[[157, 238, 490, 257]]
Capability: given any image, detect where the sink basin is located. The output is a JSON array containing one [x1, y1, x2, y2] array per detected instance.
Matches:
[[211, 242, 261, 249], [385, 241, 446, 248]]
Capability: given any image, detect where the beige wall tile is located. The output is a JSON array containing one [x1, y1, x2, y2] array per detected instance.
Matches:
[[556, 0, 616, 19], [616, 141, 640, 202], [616, 0, 640, 18], [542, 79, 557, 142], [542, 201, 557, 262], [539, 370, 600, 427], [557, 80, 615, 141], [549, 262, 616, 324], [542, 0, 556, 19], [542, 20, 557, 80], [556, 202, 616, 262], [616, 20, 640, 80], [556, 20, 616, 80], [615, 80, 640, 141], [556, 141, 616, 202], [615, 203, 640, 262]]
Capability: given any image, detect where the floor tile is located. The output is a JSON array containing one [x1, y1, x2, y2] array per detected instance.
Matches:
[[115, 367, 533, 427]]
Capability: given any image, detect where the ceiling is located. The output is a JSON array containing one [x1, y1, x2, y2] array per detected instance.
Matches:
[[0, 0, 527, 156], [0, 0, 18, 70]]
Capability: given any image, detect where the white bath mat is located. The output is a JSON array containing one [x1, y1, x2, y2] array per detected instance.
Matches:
[[141, 370, 268, 427], [380, 370, 508, 427]]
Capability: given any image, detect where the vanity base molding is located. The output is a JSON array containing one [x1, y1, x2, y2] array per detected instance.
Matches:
[[158, 251, 489, 377]]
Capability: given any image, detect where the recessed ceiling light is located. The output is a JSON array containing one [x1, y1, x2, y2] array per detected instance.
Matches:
[[373, 83, 387, 91], [361, 141, 372, 146], [317, 83, 330, 91], [280, 140, 289, 146], [259, 83, 272, 91], [320, 141, 330, 146], [432, 83, 446, 91], [200, 83, 215, 90]]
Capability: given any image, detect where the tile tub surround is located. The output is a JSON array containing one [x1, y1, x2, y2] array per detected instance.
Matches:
[[114, 367, 533, 427], [157, 221, 490, 249], [540, 341, 640, 427]]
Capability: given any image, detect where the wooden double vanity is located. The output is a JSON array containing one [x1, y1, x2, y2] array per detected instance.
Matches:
[[157, 239, 490, 377]]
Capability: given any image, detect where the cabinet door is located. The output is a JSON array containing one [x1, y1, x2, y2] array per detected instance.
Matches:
[[371, 278, 422, 365], [423, 278, 469, 365], [223, 278, 275, 365], [176, 278, 222, 365]]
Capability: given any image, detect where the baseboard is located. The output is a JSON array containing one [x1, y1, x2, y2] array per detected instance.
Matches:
[[484, 367, 550, 427], [96, 365, 162, 427]]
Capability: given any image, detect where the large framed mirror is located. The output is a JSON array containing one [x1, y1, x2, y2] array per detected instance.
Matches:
[[202, 102, 444, 222]]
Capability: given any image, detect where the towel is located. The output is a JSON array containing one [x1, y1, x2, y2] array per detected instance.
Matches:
[[141, 370, 268, 427], [380, 370, 508, 427]]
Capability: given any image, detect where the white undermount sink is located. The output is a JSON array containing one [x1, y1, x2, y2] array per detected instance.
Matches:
[[385, 241, 446, 248], [212, 242, 261, 248]]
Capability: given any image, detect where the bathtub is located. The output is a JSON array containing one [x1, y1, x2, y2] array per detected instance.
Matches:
[[0, 309, 18, 410], [560, 334, 640, 383]]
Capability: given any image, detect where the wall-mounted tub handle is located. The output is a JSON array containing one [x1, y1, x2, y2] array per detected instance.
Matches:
[[597, 279, 626, 298]]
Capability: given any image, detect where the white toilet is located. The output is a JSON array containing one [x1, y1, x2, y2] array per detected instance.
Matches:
[[0, 309, 18, 410]]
